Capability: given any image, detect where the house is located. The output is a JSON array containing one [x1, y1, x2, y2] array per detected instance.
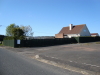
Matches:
[[91, 33, 99, 37], [55, 24, 91, 38]]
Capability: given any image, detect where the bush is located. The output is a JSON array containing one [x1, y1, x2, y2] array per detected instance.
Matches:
[[4, 36, 15, 40]]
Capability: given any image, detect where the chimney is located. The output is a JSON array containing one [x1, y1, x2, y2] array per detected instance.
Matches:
[[69, 24, 73, 30]]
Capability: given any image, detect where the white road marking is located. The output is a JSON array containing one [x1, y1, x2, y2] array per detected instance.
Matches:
[[83, 63, 100, 68]]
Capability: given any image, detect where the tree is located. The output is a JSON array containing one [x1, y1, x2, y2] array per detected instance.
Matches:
[[20, 25, 33, 36], [6, 24, 33, 39], [6, 24, 19, 36], [11, 28, 25, 39]]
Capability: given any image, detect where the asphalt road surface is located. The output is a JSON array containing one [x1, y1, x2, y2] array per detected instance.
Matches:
[[0, 48, 83, 75]]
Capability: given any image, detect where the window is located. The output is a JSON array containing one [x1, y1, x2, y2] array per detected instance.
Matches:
[[84, 30, 86, 32]]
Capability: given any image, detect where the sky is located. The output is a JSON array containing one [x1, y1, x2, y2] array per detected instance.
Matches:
[[0, 0, 100, 36]]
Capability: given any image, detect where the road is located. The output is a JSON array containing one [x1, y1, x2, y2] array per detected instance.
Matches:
[[0, 48, 83, 75]]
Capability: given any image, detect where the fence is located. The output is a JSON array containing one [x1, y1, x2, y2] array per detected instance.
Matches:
[[3, 38, 77, 48], [3, 40, 16, 47], [3, 37, 100, 48]]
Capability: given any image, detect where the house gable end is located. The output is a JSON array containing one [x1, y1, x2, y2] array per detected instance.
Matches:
[[79, 25, 91, 36]]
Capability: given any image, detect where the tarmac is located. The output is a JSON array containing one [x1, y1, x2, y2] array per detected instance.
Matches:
[[1, 42, 100, 75]]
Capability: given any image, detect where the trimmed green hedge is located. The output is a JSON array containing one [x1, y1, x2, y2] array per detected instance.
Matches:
[[74, 37, 100, 43]]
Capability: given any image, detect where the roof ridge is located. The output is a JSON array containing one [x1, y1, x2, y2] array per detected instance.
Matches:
[[64, 24, 86, 28], [74, 24, 86, 26]]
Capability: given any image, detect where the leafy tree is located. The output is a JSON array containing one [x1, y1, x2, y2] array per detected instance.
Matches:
[[6, 24, 19, 36], [6, 24, 33, 40], [11, 28, 25, 39], [20, 25, 33, 36]]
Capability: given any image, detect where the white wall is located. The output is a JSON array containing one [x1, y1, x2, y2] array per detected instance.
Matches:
[[80, 25, 91, 36], [91, 34, 99, 37], [67, 34, 80, 38]]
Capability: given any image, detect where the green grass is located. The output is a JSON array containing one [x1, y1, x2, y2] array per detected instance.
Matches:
[[84, 43, 90, 46], [0, 44, 3, 46], [95, 42, 100, 44]]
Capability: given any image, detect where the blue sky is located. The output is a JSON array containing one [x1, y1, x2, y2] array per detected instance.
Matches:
[[0, 0, 100, 36]]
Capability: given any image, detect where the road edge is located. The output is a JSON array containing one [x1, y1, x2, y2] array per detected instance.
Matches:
[[32, 55, 100, 75]]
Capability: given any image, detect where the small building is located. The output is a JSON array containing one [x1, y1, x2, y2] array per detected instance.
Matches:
[[0, 35, 5, 44], [55, 24, 91, 38], [91, 33, 99, 37], [0, 35, 5, 41]]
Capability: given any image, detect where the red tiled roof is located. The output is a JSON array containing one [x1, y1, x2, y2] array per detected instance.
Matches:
[[59, 24, 85, 35], [91, 33, 98, 35]]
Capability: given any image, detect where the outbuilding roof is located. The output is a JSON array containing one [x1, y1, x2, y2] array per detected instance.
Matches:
[[91, 33, 99, 35]]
